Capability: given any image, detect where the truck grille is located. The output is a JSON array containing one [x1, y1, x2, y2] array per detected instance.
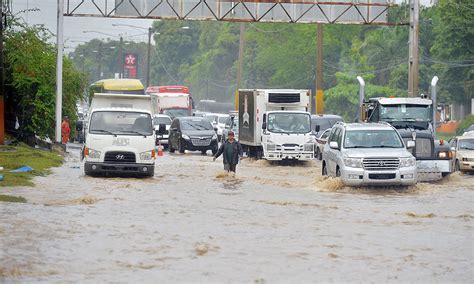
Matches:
[[191, 138, 211, 146], [415, 138, 432, 158], [362, 158, 400, 170], [268, 93, 300, 104], [104, 151, 136, 163]]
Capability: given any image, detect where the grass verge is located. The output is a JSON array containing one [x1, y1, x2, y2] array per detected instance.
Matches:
[[0, 143, 63, 187], [0, 194, 27, 203]]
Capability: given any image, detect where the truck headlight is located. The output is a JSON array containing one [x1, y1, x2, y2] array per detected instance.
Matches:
[[87, 148, 101, 159], [400, 157, 416, 167], [304, 143, 314, 152], [140, 150, 156, 160], [267, 143, 276, 151], [212, 133, 218, 140], [343, 157, 362, 168], [182, 134, 190, 140], [437, 151, 451, 159]]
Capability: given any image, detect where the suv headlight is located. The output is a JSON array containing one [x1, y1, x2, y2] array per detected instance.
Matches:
[[139, 150, 155, 160], [87, 148, 101, 159], [212, 133, 218, 140], [182, 134, 190, 140], [304, 143, 314, 152], [267, 143, 276, 151], [343, 157, 362, 168], [400, 157, 416, 167]]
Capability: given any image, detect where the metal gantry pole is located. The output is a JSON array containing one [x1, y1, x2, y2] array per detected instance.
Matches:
[[316, 24, 324, 114], [55, 0, 64, 143], [235, 23, 245, 111], [119, 36, 123, 78], [408, 0, 419, 97]]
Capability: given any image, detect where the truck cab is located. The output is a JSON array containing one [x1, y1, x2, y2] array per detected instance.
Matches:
[[238, 89, 315, 160], [83, 93, 160, 177], [361, 97, 452, 180]]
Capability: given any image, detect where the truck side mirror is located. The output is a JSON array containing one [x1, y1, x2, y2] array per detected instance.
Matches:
[[406, 140, 415, 149], [315, 125, 320, 132], [262, 113, 267, 130], [329, 141, 339, 149], [157, 124, 167, 135]]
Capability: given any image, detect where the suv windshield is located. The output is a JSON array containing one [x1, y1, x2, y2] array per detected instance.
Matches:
[[459, 139, 474, 150], [268, 113, 311, 134], [380, 104, 432, 122], [153, 117, 171, 125], [181, 119, 213, 131], [344, 129, 403, 148], [89, 111, 152, 136]]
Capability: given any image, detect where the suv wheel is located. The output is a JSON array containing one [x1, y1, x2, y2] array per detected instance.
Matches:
[[336, 167, 341, 177], [179, 139, 186, 153], [322, 163, 327, 176], [212, 145, 218, 155]]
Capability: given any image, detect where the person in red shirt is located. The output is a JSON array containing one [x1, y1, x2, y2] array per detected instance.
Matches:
[[61, 116, 70, 144]]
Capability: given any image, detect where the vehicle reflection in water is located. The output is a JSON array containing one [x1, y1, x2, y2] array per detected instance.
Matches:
[[0, 147, 473, 282]]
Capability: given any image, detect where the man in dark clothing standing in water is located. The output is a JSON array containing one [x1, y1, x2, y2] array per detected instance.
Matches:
[[213, 131, 244, 172]]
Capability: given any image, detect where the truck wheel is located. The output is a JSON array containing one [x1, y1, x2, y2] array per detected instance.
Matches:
[[455, 160, 460, 172], [256, 148, 263, 160], [179, 139, 186, 154], [315, 148, 321, 160], [322, 163, 327, 176]]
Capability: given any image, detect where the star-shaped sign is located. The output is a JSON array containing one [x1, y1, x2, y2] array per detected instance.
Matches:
[[125, 54, 136, 65]]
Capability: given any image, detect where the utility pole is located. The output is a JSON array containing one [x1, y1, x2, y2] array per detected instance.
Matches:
[[119, 36, 123, 78], [316, 24, 324, 114], [146, 27, 152, 87], [408, 0, 419, 97], [235, 23, 245, 111], [0, 0, 5, 145], [98, 42, 102, 80], [55, 0, 64, 143]]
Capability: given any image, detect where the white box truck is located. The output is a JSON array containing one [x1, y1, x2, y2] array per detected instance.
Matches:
[[238, 89, 315, 160], [82, 93, 163, 177]]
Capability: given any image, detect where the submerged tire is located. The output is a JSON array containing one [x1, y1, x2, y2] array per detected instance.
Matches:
[[322, 163, 327, 176]]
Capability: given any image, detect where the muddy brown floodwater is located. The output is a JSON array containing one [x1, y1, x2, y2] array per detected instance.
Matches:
[[1, 145, 473, 282]]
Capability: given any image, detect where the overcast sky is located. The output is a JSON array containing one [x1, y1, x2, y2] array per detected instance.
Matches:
[[13, 0, 433, 52]]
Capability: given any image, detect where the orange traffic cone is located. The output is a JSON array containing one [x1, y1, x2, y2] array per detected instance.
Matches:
[[157, 143, 164, 156]]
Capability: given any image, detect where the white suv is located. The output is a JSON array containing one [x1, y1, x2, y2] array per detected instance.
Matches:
[[322, 122, 417, 186]]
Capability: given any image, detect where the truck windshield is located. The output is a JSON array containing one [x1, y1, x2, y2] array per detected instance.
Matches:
[[89, 111, 153, 136], [181, 119, 213, 131], [267, 113, 311, 134], [380, 104, 432, 122], [344, 130, 403, 148], [163, 108, 189, 119], [153, 116, 171, 125]]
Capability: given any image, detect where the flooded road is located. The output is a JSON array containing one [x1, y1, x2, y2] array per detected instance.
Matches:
[[1, 146, 473, 282]]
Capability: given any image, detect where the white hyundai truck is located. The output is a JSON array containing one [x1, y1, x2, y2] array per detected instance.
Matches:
[[238, 89, 315, 160], [82, 93, 163, 177]]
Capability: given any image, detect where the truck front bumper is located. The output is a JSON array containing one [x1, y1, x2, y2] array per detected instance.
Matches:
[[264, 151, 314, 161], [340, 166, 417, 187], [84, 162, 154, 176], [416, 159, 452, 181]]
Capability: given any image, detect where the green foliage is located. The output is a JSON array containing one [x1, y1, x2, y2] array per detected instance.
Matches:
[[5, 22, 86, 140], [457, 115, 474, 135]]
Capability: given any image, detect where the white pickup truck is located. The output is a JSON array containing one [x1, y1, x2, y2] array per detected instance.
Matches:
[[82, 93, 164, 177]]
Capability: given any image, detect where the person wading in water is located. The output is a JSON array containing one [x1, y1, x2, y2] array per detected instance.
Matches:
[[213, 131, 244, 173]]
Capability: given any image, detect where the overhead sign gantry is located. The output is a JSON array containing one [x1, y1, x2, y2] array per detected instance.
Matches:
[[65, 0, 396, 25]]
